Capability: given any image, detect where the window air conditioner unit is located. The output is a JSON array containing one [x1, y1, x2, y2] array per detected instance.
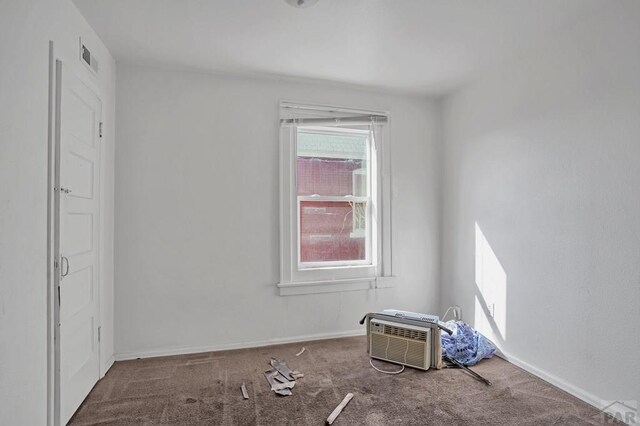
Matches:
[[369, 318, 431, 370]]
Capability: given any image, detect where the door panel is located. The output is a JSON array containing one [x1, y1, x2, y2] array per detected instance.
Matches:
[[62, 317, 94, 379], [66, 151, 95, 199], [61, 266, 93, 318], [64, 84, 96, 147], [63, 213, 93, 256], [57, 62, 102, 425]]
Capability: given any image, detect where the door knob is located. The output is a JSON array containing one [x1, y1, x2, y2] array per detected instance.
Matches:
[[61, 256, 70, 277]]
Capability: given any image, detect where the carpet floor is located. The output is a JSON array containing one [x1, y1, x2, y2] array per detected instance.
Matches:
[[70, 336, 613, 425]]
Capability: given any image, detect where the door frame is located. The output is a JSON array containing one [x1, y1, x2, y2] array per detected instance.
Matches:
[[47, 42, 106, 426]]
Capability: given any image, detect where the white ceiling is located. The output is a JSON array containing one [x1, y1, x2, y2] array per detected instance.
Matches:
[[73, 0, 604, 95]]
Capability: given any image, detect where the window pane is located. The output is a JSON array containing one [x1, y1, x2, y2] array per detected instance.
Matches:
[[296, 131, 368, 197], [299, 200, 366, 263]]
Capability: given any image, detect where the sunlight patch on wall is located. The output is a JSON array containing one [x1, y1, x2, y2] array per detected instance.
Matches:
[[474, 222, 507, 343]]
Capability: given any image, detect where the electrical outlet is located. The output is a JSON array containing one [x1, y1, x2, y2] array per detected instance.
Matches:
[[453, 305, 461, 320], [487, 303, 495, 318]]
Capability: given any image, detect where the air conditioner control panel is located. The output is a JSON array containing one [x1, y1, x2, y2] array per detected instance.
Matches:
[[371, 321, 384, 333]]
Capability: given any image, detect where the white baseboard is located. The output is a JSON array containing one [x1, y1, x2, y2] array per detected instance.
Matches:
[[114, 329, 366, 361], [496, 350, 637, 424], [100, 355, 115, 378]]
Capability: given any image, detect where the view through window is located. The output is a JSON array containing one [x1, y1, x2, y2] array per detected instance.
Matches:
[[296, 127, 371, 266]]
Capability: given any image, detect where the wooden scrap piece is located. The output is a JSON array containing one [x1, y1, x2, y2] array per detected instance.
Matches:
[[264, 369, 293, 396], [270, 357, 294, 381], [326, 393, 354, 425], [271, 381, 296, 392], [295, 346, 306, 356], [241, 383, 249, 400], [273, 374, 288, 384]]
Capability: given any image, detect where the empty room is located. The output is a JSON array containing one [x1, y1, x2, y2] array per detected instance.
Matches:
[[1, 0, 639, 424]]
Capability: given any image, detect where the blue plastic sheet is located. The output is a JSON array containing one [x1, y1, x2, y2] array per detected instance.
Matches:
[[440, 320, 496, 366]]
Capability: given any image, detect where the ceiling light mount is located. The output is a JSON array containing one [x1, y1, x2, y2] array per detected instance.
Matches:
[[284, 0, 319, 9]]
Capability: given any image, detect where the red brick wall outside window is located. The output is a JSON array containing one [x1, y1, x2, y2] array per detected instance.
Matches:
[[297, 157, 366, 262]]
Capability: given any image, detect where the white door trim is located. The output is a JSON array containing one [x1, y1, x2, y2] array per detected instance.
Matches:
[[47, 39, 57, 426]]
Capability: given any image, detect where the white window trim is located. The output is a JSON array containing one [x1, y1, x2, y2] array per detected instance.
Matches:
[[278, 101, 393, 296]]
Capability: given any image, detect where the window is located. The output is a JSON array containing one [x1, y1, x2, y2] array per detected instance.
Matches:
[[297, 127, 371, 266], [279, 102, 393, 295]]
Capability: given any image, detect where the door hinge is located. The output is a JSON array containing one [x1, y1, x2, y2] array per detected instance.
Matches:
[[99, 122, 103, 139], [98, 326, 101, 342]]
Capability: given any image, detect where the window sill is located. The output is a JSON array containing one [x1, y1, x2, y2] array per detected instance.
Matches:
[[278, 276, 395, 296]]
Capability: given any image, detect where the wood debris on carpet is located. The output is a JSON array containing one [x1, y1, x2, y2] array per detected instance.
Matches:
[[240, 382, 249, 399], [326, 392, 354, 425], [264, 357, 303, 396]]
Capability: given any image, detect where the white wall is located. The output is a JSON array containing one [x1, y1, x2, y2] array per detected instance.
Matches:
[[0, 1, 115, 424], [114, 64, 441, 358], [441, 2, 640, 411]]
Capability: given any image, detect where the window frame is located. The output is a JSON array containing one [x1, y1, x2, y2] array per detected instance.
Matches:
[[278, 101, 393, 296]]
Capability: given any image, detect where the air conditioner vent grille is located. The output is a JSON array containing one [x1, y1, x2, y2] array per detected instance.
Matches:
[[370, 333, 428, 369], [383, 325, 427, 341], [405, 340, 427, 367]]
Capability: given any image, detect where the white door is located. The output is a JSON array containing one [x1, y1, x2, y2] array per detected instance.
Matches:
[[56, 61, 102, 425]]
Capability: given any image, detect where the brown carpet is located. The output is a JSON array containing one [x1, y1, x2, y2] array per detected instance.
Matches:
[[70, 336, 612, 425]]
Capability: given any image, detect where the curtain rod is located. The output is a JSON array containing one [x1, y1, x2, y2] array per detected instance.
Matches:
[[280, 101, 388, 117], [280, 115, 388, 125]]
